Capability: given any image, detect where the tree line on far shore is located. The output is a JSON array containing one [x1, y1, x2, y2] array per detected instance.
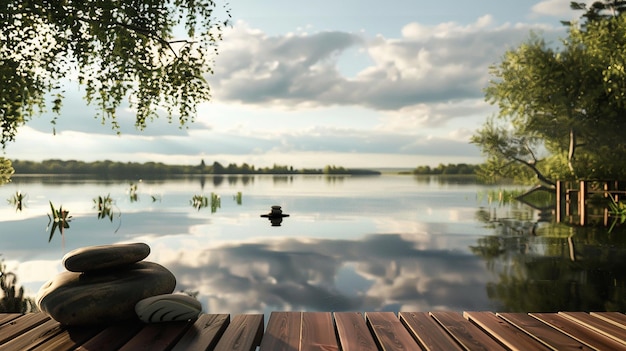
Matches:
[[8, 159, 479, 178], [411, 163, 479, 175], [9, 159, 382, 177]]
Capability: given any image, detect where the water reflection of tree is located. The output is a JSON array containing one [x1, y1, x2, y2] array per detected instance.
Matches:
[[273, 175, 293, 184], [212, 175, 224, 187], [470, 221, 626, 312], [0, 259, 37, 313], [412, 175, 478, 185]]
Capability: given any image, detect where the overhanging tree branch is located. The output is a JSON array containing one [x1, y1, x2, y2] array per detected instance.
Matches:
[[0, 0, 231, 176], [474, 2, 626, 181]]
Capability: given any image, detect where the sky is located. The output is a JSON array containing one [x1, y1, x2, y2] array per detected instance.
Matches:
[[5, 0, 581, 169]]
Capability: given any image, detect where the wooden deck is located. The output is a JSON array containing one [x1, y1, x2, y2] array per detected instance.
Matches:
[[1, 311, 626, 350]]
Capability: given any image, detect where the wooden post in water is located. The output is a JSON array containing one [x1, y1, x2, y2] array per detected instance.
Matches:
[[579, 180, 588, 226], [604, 181, 610, 226], [556, 181, 563, 223], [565, 181, 573, 222]]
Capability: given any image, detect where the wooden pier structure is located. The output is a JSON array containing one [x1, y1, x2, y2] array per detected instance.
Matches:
[[556, 180, 626, 226], [2, 311, 626, 350]]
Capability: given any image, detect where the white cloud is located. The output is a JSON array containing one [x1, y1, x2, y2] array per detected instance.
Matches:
[[401, 15, 495, 41], [5, 11, 565, 168], [211, 17, 560, 115], [531, 0, 574, 17]]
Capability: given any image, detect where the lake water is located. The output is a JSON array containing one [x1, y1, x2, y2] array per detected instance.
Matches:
[[1, 174, 625, 315]]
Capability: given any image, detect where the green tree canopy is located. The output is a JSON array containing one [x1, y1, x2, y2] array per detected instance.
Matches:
[[472, 1, 626, 184], [0, 158, 13, 185], [0, 0, 230, 147]]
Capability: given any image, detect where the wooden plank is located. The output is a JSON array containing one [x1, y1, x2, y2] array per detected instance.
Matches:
[[0, 318, 63, 351], [0, 314, 21, 327], [399, 312, 463, 351], [172, 314, 230, 351], [591, 312, 626, 330], [559, 312, 626, 346], [300, 312, 338, 351], [531, 313, 626, 351], [259, 312, 301, 351], [431, 311, 505, 351], [366, 312, 420, 350], [334, 312, 378, 351], [30, 325, 105, 351], [498, 313, 593, 351], [463, 312, 550, 351], [74, 321, 145, 351], [118, 321, 192, 351], [214, 314, 263, 351], [0, 313, 50, 345]]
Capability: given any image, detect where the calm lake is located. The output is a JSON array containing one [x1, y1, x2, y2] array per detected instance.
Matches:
[[1, 174, 625, 315]]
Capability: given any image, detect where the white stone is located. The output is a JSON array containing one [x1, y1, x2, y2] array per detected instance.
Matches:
[[135, 293, 202, 323]]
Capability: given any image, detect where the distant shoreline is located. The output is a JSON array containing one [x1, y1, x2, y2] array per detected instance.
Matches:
[[9, 159, 382, 177], [8, 159, 480, 178]]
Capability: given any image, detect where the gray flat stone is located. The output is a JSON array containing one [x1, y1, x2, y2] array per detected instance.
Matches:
[[62, 242, 150, 272], [36, 261, 176, 325]]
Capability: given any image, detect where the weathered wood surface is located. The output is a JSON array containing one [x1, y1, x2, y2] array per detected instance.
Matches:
[[431, 311, 506, 350], [259, 311, 301, 350], [530, 313, 626, 351], [463, 311, 550, 351], [334, 312, 378, 351], [498, 312, 595, 350], [1, 311, 625, 350], [214, 314, 263, 351], [399, 312, 463, 351], [366, 311, 420, 350]]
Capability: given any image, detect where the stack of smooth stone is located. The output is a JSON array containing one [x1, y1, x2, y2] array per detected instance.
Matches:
[[36, 242, 202, 326]]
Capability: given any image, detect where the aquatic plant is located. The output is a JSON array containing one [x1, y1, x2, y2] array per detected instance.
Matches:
[[477, 188, 525, 206], [47, 201, 72, 242], [94, 194, 121, 232], [210, 193, 221, 213], [234, 191, 242, 205], [94, 194, 115, 221], [190, 194, 209, 211], [191, 193, 221, 212], [608, 195, 626, 233], [129, 182, 138, 202], [0, 258, 37, 313], [7, 191, 26, 211]]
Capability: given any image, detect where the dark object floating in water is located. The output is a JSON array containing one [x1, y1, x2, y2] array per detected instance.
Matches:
[[261, 205, 290, 226]]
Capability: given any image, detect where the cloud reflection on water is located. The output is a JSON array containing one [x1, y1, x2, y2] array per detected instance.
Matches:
[[162, 233, 498, 315], [0, 175, 506, 314]]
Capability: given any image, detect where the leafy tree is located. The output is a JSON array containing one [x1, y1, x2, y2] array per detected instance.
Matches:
[[0, 157, 13, 185], [472, 2, 626, 184], [1, 0, 230, 149], [211, 161, 224, 173], [412, 163, 478, 175], [564, 1, 626, 25]]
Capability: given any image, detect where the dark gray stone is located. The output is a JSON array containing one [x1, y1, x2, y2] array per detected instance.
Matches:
[[36, 261, 176, 325], [62, 242, 150, 272]]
